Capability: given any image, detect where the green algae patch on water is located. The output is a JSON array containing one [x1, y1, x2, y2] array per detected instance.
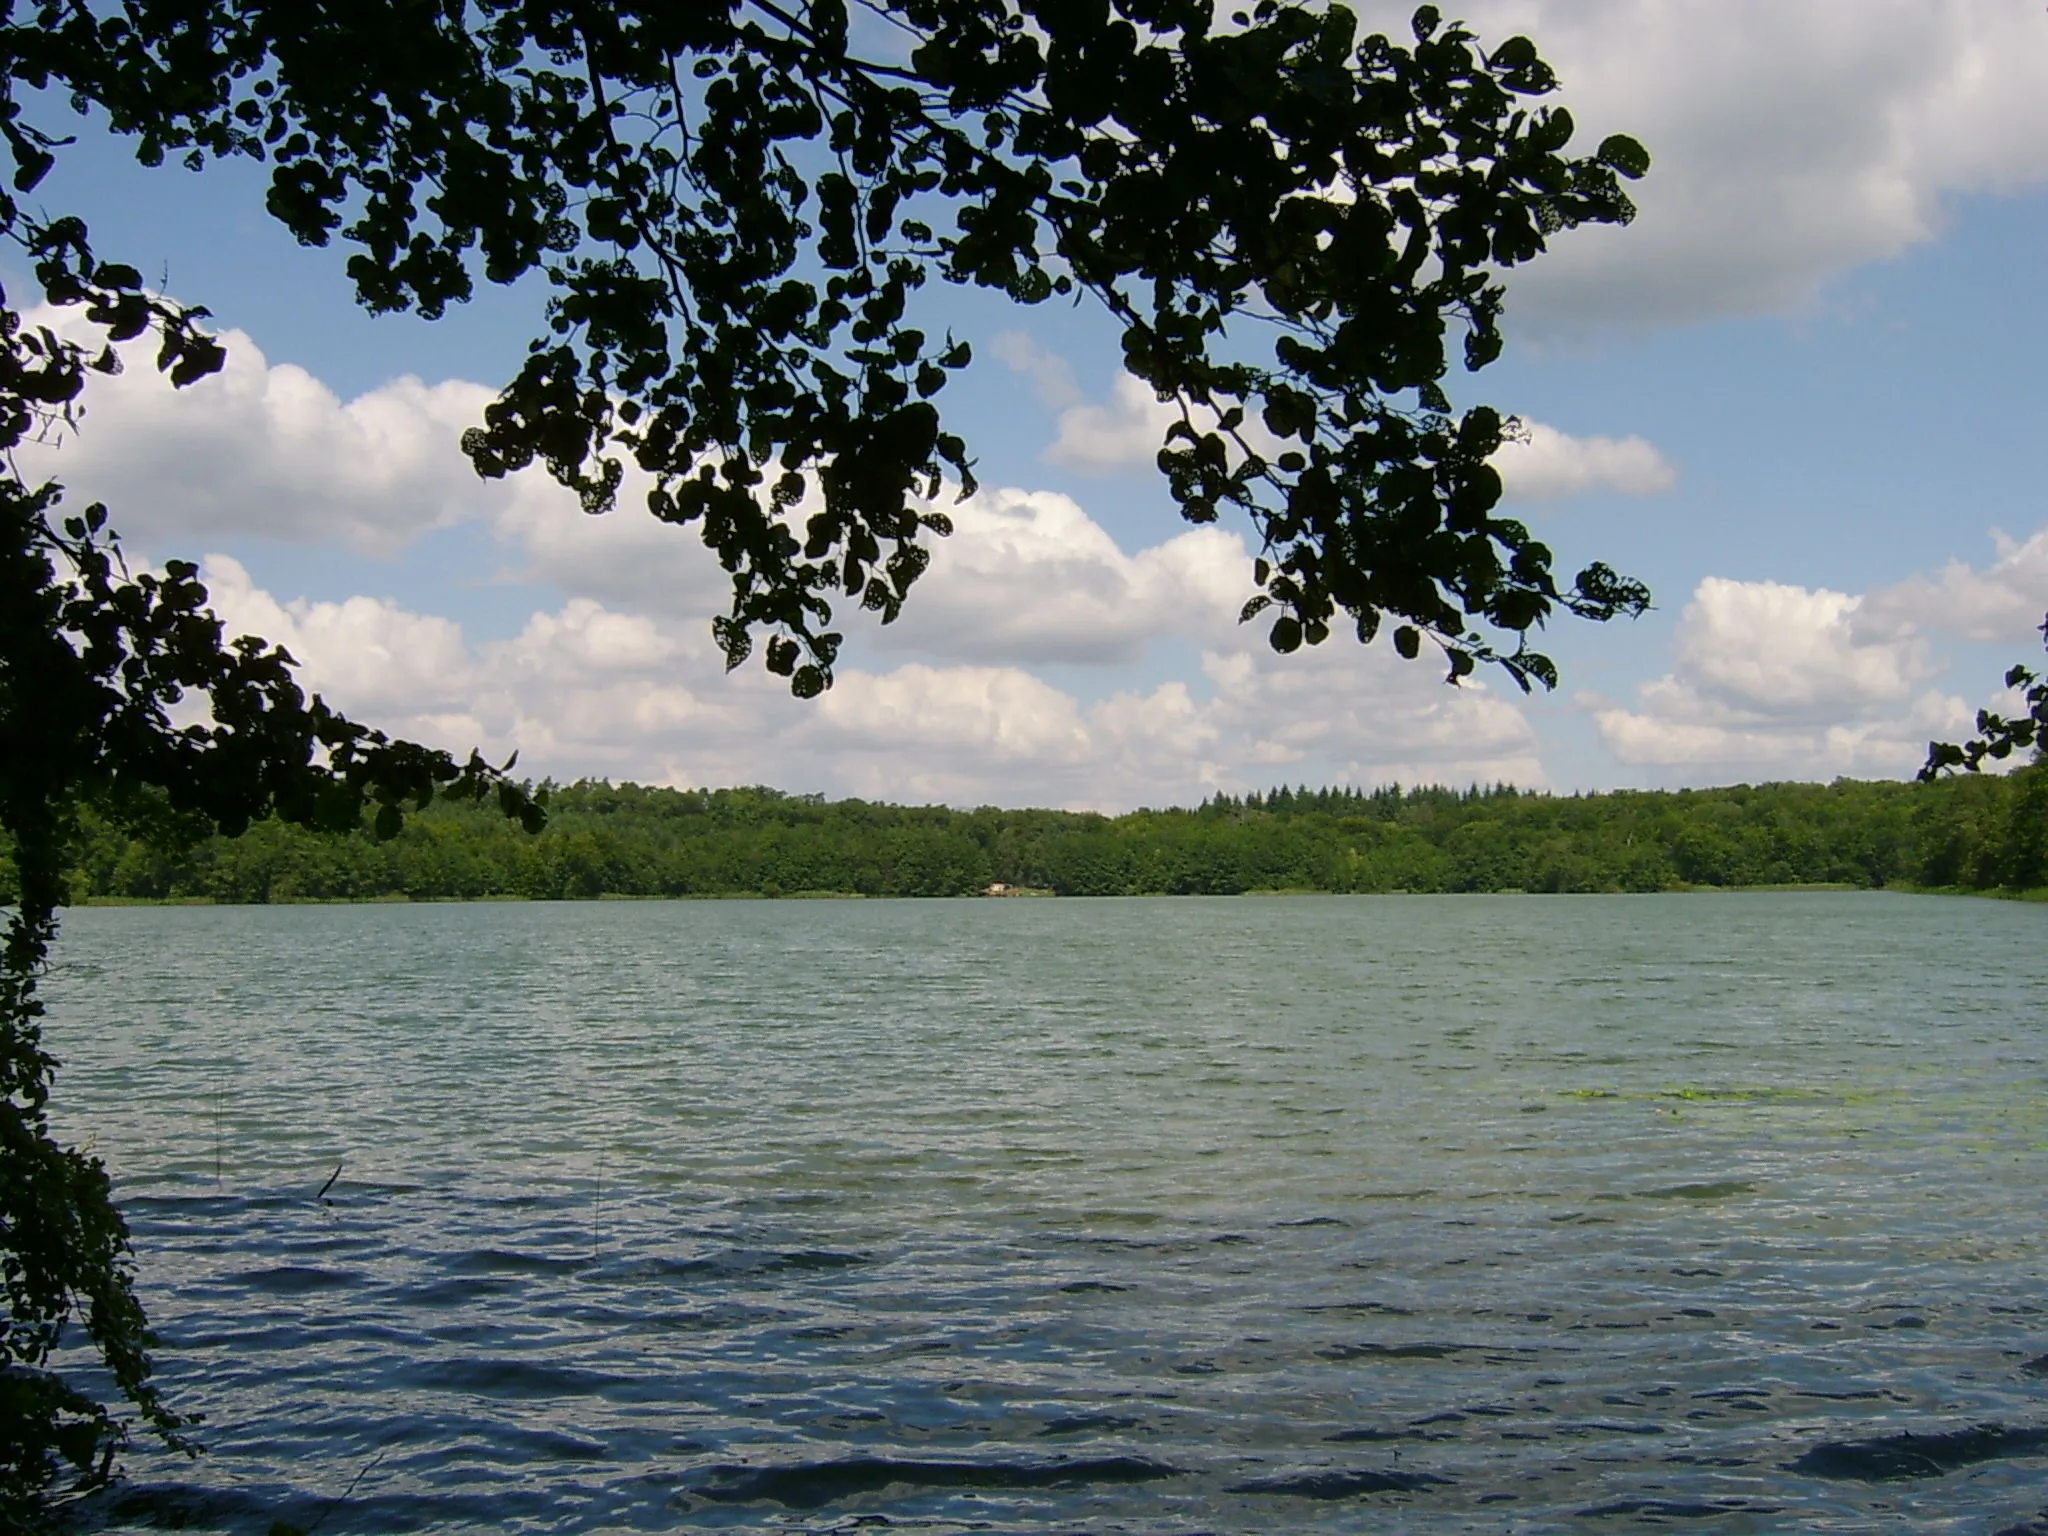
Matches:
[[1639, 1180, 1757, 1201], [1562, 1085, 1843, 1106]]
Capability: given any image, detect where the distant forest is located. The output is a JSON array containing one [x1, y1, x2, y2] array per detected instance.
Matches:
[[16, 766, 2045, 904]]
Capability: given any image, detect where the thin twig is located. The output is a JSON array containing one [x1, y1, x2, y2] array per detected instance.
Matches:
[[298, 1448, 390, 1536]]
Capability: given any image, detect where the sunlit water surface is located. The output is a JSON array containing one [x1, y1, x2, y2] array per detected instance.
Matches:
[[38, 893, 2048, 1534]]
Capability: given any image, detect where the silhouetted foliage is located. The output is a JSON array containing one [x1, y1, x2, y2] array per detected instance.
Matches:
[[1924, 614, 2048, 778], [5, 0, 1646, 692]]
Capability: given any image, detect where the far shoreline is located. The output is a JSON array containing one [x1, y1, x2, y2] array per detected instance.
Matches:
[[63, 882, 2048, 909]]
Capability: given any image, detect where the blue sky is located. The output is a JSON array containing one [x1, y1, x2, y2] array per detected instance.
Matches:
[[14, 0, 2048, 808]]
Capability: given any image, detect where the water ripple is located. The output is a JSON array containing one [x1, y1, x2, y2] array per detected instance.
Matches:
[[39, 892, 2048, 1533]]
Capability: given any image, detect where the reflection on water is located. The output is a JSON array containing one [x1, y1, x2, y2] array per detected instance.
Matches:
[[39, 893, 2048, 1532]]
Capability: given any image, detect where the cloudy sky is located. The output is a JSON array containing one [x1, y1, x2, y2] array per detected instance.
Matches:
[[15, 0, 2048, 810]]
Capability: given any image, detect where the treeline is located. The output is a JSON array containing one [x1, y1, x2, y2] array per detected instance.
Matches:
[[13, 768, 2046, 904]]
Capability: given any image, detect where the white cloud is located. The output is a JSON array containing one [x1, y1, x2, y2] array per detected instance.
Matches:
[[813, 664, 1098, 803], [990, 335, 1222, 481], [489, 461, 731, 616], [1392, 0, 2048, 331], [1195, 637, 1545, 790], [810, 628, 1546, 808], [988, 330, 1082, 409], [800, 640, 1544, 809], [23, 324, 1271, 685], [1674, 577, 1933, 717], [1042, 372, 1181, 473], [16, 315, 499, 556], [1857, 528, 2048, 646], [474, 453, 1548, 800], [192, 499, 1549, 811], [1589, 689, 1973, 777], [491, 465, 1257, 671], [873, 487, 1246, 666], [506, 598, 681, 676], [95, 321, 1543, 804], [1587, 575, 1969, 777], [26, 308, 1628, 803], [1490, 420, 1676, 502], [201, 555, 485, 737]]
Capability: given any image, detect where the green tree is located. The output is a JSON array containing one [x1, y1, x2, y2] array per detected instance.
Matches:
[[1922, 615, 2048, 892], [1996, 762, 2048, 889], [50, 769, 2036, 904], [0, 0, 1652, 1515]]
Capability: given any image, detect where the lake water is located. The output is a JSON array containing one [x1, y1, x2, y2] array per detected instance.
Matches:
[[38, 893, 2048, 1534]]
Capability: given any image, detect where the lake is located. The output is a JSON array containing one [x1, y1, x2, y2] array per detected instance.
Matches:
[[39, 892, 2048, 1533]]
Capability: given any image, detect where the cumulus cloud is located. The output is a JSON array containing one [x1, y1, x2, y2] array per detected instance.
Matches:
[[996, 4, 2048, 337], [1589, 689, 1973, 777], [1857, 528, 2048, 646], [489, 461, 732, 616], [15, 314, 500, 556], [1586, 575, 1969, 777], [988, 347, 1271, 476], [201, 555, 487, 738], [1195, 638, 1545, 790], [1371, 0, 2048, 332], [193, 501, 1549, 810], [990, 332, 1183, 476], [488, 464, 1249, 669], [1673, 577, 1934, 716], [1042, 372, 1181, 473], [991, 333, 1175, 475], [36, 321, 1567, 803], [20, 302, 1681, 801], [1490, 420, 1676, 502], [20, 322, 1266, 679], [872, 487, 1246, 666]]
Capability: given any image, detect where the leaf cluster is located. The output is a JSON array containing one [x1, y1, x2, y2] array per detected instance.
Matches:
[[3, 0, 1646, 692], [1922, 613, 2048, 778]]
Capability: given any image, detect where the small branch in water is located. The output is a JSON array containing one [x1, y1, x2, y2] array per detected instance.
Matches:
[[316, 1162, 343, 1203], [279, 1447, 389, 1536]]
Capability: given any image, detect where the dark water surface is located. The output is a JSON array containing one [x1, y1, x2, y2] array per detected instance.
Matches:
[[40, 893, 2048, 1533]]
